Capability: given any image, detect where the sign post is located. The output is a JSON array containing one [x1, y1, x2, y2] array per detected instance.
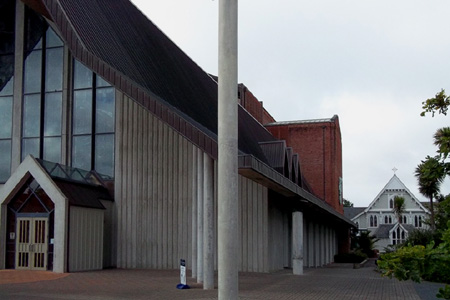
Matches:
[[176, 259, 190, 289]]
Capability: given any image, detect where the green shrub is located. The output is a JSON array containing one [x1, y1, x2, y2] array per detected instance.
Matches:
[[378, 221, 450, 299], [406, 228, 441, 246], [334, 250, 367, 263]]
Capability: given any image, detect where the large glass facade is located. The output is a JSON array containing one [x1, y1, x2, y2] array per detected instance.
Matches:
[[0, 4, 115, 183], [21, 10, 64, 164], [0, 0, 15, 183], [72, 60, 115, 177]]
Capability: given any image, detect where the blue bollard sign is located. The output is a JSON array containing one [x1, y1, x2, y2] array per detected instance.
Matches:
[[180, 259, 186, 285], [176, 259, 190, 289]]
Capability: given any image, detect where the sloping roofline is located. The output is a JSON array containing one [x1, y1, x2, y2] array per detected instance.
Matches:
[[352, 174, 430, 220], [28, 0, 352, 225]]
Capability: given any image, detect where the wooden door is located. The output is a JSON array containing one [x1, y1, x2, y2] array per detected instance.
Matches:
[[15, 217, 48, 270]]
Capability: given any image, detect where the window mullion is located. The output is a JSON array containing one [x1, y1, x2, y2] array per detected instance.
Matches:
[[91, 75, 96, 171], [39, 32, 46, 159]]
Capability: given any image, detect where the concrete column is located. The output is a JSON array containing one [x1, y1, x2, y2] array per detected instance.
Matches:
[[303, 219, 308, 268], [292, 212, 303, 275], [327, 228, 330, 264], [329, 227, 333, 263], [218, 0, 239, 298], [191, 149, 198, 278], [11, 0, 25, 171], [308, 221, 314, 267], [197, 149, 204, 283], [203, 154, 214, 289], [314, 223, 320, 267], [0, 204, 6, 269], [320, 225, 325, 266], [61, 45, 71, 165]]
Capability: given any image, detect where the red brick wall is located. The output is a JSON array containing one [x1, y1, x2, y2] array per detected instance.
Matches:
[[266, 116, 343, 214], [238, 84, 275, 124]]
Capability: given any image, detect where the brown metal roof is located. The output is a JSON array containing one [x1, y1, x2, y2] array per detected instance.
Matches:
[[53, 178, 111, 209], [40, 0, 276, 164], [30, 0, 349, 223]]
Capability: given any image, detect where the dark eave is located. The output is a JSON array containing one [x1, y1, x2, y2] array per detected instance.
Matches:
[[22, 0, 52, 20]]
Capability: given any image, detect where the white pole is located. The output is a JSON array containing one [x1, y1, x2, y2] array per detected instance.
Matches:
[[218, 0, 239, 298]]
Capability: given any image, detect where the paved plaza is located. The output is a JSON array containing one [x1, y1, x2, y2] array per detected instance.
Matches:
[[0, 263, 445, 299]]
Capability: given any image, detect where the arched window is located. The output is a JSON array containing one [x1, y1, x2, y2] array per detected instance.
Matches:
[[419, 216, 422, 227], [385, 216, 388, 224], [389, 199, 394, 208], [415, 216, 418, 227], [392, 227, 406, 245], [389, 216, 392, 224], [403, 216, 407, 224], [370, 216, 374, 227], [374, 216, 378, 227]]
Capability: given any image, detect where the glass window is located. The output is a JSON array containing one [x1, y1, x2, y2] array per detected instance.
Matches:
[[73, 90, 93, 134], [0, 96, 12, 138], [45, 48, 63, 92], [72, 135, 92, 171], [43, 137, 61, 163], [72, 60, 115, 177], [73, 61, 93, 89], [95, 134, 114, 177], [0, 66, 14, 96], [22, 94, 41, 138], [0, 140, 11, 182], [96, 76, 110, 88], [22, 138, 40, 161], [45, 27, 63, 48], [96, 87, 115, 133], [23, 49, 42, 94], [0, 0, 15, 183], [22, 21, 63, 164], [44, 92, 62, 136]]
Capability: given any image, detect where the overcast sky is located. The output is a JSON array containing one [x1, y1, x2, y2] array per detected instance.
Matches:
[[130, 0, 450, 207]]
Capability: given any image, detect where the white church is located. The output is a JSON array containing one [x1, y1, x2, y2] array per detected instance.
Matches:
[[344, 173, 430, 251]]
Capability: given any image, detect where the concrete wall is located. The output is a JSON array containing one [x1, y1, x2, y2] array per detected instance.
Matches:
[[238, 176, 268, 272], [101, 200, 115, 268], [115, 93, 194, 269], [268, 200, 290, 271], [68, 206, 104, 272], [115, 92, 273, 272]]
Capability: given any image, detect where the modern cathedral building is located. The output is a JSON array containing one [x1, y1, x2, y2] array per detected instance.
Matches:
[[0, 0, 353, 274]]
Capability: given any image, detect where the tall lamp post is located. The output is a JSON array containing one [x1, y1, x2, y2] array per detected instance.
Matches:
[[217, 0, 238, 299]]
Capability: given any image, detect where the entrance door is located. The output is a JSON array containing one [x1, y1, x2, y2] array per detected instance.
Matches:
[[15, 217, 48, 270]]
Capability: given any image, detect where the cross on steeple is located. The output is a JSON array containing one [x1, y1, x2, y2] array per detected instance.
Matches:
[[392, 167, 398, 174]]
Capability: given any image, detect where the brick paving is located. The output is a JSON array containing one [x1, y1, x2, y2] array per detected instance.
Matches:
[[0, 264, 443, 299]]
